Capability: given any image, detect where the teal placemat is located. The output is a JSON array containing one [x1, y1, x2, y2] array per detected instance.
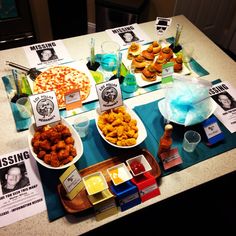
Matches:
[[134, 100, 236, 175], [39, 100, 236, 222]]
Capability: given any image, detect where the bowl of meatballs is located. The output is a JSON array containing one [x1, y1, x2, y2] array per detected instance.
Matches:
[[28, 117, 83, 169]]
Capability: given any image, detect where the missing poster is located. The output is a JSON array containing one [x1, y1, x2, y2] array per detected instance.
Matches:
[[24, 40, 72, 69], [106, 23, 151, 50], [0, 148, 46, 227], [210, 81, 236, 133]]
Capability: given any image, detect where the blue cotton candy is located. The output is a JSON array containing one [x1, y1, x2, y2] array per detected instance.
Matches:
[[164, 77, 213, 125]]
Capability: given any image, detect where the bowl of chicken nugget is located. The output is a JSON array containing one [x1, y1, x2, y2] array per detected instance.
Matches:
[[28, 117, 83, 169], [95, 105, 147, 148]]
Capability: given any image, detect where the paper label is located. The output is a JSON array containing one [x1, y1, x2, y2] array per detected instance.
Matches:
[[59, 164, 84, 200], [29, 91, 60, 127], [160, 147, 183, 170], [140, 184, 158, 196], [120, 192, 139, 205], [162, 62, 174, 84], [64, 89, 82, 111], [155, 17, 172, 35], [95, 79, 123, 112], [204, 122, 222, 139]]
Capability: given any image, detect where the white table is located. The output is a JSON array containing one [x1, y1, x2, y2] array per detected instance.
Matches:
[[0, 15, 236, 235]]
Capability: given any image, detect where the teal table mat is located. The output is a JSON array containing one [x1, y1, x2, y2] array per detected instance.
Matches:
[[39, 100, 236, 222], [134, 100, 236, 176]]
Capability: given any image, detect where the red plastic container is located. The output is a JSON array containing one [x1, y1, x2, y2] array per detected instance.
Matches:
[[131, 172, 160, 202]]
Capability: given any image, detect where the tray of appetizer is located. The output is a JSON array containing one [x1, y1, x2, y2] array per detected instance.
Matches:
[[57, 148, 161, 213], [122, 41, 190, 87]]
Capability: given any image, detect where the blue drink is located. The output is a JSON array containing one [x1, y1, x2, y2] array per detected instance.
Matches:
[[101, 54, 117, 71], [121, 73, 138, 93]]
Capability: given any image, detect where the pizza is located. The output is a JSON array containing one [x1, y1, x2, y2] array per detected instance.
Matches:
[[34, 65, 91, 108]]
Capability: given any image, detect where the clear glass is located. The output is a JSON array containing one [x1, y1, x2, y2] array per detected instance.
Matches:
[[16, 97, 32, 119], [74, 116, 90, 138], [100, 41, 120, 80], [182, 130, 201, 152]]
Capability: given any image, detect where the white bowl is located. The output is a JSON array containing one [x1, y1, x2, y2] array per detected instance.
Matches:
[[158, 98, 217, 126], [107, 163, 133, 186], [126, 154, 152, 176], [95, 105, 147, 148], [28, 117, 83, 169], [82, 171, 108, 195]]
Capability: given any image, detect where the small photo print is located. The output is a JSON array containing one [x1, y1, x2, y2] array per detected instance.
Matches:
[[211, 91, 236, 111], [36, 48, 58, 62], [118, 31, 140, 43], [0, 162, 30, 195]]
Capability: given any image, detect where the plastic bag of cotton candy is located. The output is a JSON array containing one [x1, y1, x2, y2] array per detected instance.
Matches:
[[158, 76, 217, 126]]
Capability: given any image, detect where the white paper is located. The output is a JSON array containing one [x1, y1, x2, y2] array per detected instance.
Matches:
[[29, 91, 61, 127], [155, 17, 172, 36], [0, 148, 46, 228], [210, 81, 236, 133], [105, 23, 152, 50], [95, 79, 123, 112], [24, 40, 72, 69]]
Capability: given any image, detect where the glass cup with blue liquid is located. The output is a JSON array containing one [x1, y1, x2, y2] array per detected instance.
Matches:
[[101, 41, 120, 80], [121, 65, 138, 93]]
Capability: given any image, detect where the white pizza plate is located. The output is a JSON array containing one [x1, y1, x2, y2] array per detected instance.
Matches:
[[158, 97, 218, 126], [122, 43, 190, 88], [28, 116, 83, 169], [27, 61, 98, 108], [95, 104, 147, 149]]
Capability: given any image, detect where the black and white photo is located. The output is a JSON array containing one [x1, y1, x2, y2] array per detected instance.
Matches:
[[1, 163, 30, 195]]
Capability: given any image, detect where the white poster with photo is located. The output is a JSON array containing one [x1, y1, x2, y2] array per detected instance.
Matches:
[[106, 23, 152, 50], [0, 148, 46, 228], [24, 40, 72, 69], [210, 81, 236, 133]]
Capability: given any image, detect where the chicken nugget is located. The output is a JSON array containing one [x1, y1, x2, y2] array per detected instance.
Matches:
[[106, 130, 117, 137], [111, 118, 122, 126], [37, 150, 46, 159], [61, 156, 73, 165], [56, 140, 66, 150], [58, 149, 70, 160], [65, 136, 74, 145], [69, 146, 77, 157], [117, 126, 124, 137], [125, 138, 136, 146], [123, 113, 131, 123], [39, 139, 51, 151], [106, 137, 117, 144], [44, 154, 52, 164]]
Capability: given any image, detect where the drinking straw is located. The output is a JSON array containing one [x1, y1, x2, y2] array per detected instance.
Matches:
[[116, 52, 122, 78], [90, 38, 95, 67], [174, 24, 183, 48]]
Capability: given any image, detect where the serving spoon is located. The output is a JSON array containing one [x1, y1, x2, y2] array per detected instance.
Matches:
[[6, 61, 41, 81]]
